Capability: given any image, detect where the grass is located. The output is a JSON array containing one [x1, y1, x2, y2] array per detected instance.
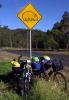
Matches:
[[0, 61, 69, 100], [0, 62, 12, 74], [0, 87, 22, 100], [19, 80, 69, 100]]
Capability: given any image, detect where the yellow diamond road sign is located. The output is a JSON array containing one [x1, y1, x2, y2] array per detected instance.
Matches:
[[17, 3, 42, 30]]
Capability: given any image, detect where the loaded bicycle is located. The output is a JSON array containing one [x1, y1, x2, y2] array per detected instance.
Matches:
[[31, 56, 67, 90], [10, 55, 32, 96]]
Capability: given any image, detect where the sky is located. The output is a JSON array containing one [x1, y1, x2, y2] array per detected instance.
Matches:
[[0, 0, 69, 32]]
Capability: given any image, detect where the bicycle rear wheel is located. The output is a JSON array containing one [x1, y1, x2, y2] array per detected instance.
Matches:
[[53, 71, 67, 90]]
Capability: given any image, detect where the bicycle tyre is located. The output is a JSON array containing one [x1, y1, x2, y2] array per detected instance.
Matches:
[[53, 71, 67, 90], [19, 78, 29, 96], [24, 78, 30, 93]]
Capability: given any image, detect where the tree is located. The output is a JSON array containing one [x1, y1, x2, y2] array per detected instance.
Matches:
[[51, 29, 65, 48], [3, 26, 8, 29], [47, 38, 59, 49], [53, 22, 60, 29]]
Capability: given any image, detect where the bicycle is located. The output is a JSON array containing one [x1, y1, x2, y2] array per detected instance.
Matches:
[[19, 64, 32, 96], [9, 55, 32, 96], [17, 56, 32, 96], [40, 58, 67, 90]]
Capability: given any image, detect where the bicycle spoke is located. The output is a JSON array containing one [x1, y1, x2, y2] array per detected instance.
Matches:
[[53, 72, 67, 90]]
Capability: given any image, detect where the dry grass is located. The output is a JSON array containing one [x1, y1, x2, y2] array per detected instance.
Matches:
[[0, 51, 29, 62]]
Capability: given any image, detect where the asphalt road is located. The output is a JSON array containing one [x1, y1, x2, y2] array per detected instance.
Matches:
[[6, 50, 69, 67]]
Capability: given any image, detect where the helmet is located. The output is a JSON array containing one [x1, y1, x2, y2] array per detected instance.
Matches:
[[43, 56, 50, 61], [31, 56, 39, 62]]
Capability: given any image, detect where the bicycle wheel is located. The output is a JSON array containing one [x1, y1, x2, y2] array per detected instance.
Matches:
[[19, 78, 29, 96], [24, 78, 30, 94], [20, 89, 24, 96], [53, 71, 67, 90]]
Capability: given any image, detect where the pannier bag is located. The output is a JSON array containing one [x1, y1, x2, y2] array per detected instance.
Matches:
[[52, 59, 63, 72], [31, 62, 41, 71]]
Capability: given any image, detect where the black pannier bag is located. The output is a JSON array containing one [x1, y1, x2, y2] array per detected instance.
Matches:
[[52, 59, 64, 72]]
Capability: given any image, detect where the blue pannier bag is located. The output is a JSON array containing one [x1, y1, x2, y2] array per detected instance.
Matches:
[[31, 62, 41, 71], [52, 59, 63, 72]]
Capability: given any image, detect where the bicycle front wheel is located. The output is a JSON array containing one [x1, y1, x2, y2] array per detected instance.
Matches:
[[53, 71, 67, 90], [24, 78, 30, 94]]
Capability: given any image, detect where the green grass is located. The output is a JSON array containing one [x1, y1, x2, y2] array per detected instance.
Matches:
[[33, 80, 69, 100], [0, 62, 12, 74], [0, 88, 22, 100], [0, 62, 69, 100]]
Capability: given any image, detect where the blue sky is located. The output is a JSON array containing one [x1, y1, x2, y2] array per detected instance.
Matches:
[[0, 0, 69, 31]]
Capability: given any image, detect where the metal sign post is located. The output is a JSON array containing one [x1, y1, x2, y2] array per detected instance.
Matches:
[[30, 30, 32, 59]]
